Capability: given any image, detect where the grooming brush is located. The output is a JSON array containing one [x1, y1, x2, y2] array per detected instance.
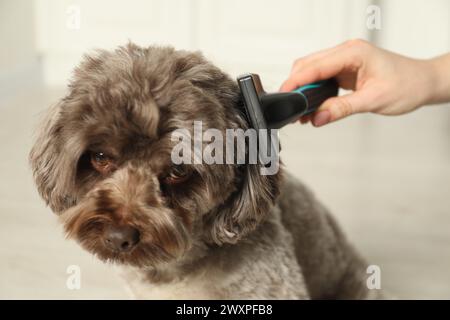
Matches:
[[237, 73, 338, 165], [237, 73, 338, 132]]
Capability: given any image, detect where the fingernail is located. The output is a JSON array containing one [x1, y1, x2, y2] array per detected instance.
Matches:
[[312, 110, 331, 127]]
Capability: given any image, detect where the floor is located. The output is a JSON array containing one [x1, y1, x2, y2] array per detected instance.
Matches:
[[1, 87, 449, 299]]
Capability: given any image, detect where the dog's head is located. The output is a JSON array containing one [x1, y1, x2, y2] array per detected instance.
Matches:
[[30, 43, 281, 267]]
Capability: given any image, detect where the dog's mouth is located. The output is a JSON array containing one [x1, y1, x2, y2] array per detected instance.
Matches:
[[92, 235, 178, 267], [75, 221, 187, 267], [61, 202, 191, 267]]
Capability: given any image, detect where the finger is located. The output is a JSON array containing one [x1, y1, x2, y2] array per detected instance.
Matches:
[[311, 91, 369, 127], [299, 114, 311, 124], [290, 43, 346, 75], [280, 45, 361, 92]]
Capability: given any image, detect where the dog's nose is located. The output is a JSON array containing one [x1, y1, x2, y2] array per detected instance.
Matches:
[[104, 225, 140, 252]]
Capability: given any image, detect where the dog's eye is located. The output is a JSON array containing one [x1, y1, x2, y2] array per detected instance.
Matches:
[[92, 152, 110, 166], [163, 165, 191, 185], [90, 152, 115, 175]]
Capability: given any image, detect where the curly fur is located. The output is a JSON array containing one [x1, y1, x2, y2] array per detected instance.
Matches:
[[30, 43, 377, 299]]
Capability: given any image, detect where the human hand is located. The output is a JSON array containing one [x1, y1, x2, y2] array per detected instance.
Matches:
[[280, 39, 443, 126]]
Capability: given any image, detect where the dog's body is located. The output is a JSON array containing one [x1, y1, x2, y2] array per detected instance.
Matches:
[[30, 44, 375, 299], [121, 175, 371, 299]]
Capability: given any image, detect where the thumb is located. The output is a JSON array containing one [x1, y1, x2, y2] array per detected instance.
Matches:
[[311, 91, 367, 127]]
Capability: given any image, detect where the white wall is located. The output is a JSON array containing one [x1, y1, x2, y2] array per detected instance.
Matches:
[[33, 0, 450, 90], [0, 1, 36, 71], [35, 0, 194, 86], [377, 0, 450, 58], [32, 0, 450, 156], [0, 0, 444, 90], [0, 0, 41, 98], [34, 0, 371, 87]]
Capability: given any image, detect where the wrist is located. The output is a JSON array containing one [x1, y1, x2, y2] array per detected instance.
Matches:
[[425, 55, 450, 105]]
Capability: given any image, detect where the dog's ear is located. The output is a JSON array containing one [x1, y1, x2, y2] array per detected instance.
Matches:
[[29, 100, 85, 214], [207, 163, 282, 245], [181, 56, 283, 244]]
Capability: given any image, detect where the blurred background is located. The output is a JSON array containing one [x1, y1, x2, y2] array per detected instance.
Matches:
[[1, 0, 449, 299]]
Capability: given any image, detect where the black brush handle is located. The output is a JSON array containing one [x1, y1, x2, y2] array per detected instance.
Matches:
[[261, 78, 338, 129], [295, 79, 339, 115]]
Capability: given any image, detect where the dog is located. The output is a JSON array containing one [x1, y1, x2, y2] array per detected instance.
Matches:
[[30, 43, 377, 299]]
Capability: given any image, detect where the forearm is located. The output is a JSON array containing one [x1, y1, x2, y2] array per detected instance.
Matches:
[[426, 53, 450, 105]]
